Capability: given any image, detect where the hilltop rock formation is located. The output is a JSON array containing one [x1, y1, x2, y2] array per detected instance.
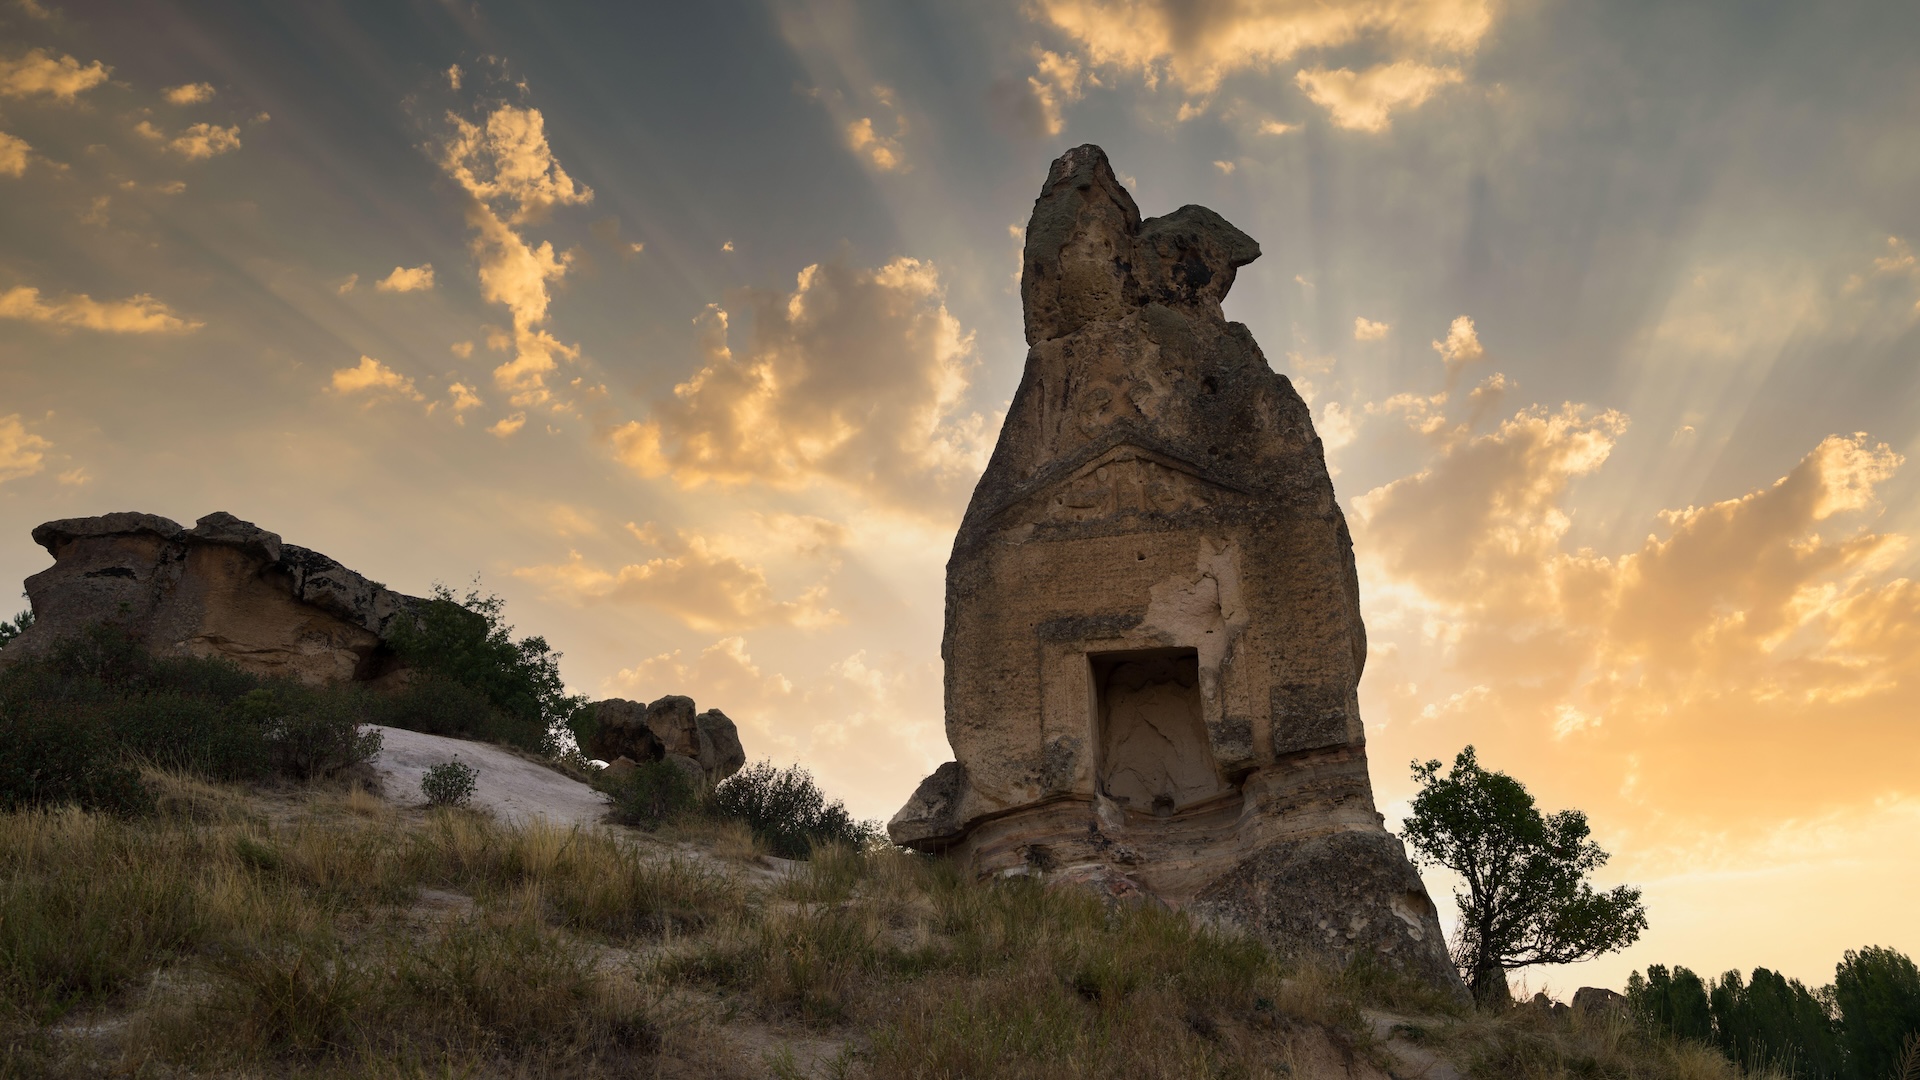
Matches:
[[889, 145, 1462, 991], [582, 695, 746, 786], [0, 511, 430, 684]]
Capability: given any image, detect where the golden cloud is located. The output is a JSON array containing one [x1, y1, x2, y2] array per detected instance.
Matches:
[[0, 414, 51, 485], [1430, 313, 1484, 375], [439, 104, 590, 408], [1354, 316, 1391, 340], [607, 635, 944, 818], [0, 285, 200, 333], [166, 122, 241, 160], [1294, 61, 1462, 131], [0, 48, 109, 102], [375, 263, 435, 293], [845, 117, 904, 171], [1355, 399, 1919, 835], [1028, 49, 1086, 136], [1031, 0, 1489, 128], [611, 258, 990, 514], [162, 82, 215, 105], [328, 355, 423, 402], [0, 131, 29, 177], [514, 529, 842, 633]]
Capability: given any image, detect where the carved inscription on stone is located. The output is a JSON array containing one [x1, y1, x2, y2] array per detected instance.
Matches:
[[1047, 452, 1222, 522]]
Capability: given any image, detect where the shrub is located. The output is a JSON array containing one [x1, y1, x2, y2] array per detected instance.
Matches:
[[706, 761, 878, 859], [0, 691, 152, 817], [383, 582, 585, 753], [422, 761, 478, 808], [0, 607, 31, 649], [369, 673, 524, 747], [603, 760, 700, 830]]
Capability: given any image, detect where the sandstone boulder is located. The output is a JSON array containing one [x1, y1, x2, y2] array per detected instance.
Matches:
[[1, 511, 431, 684], [888, 145, 1462, 993], [1572, 987, 1629, 1016], [583, 699, 666, 763], [580, 695, 745, 786]]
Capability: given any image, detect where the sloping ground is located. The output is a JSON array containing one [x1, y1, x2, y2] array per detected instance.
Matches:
[[367, 724, 608, 826]]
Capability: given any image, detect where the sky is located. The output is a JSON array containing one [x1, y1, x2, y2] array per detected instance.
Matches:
[[1, 0, 1916, 997]]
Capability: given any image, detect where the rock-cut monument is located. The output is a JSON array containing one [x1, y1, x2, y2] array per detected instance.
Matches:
[[888, 145, 1461, 989]]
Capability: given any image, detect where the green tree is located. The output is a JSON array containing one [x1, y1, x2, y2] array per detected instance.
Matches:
[[1710, 967, 1842, 1078], [1630, 964, 1715, 1043], [0, 606, 31, 649], [383, 582, 583, 752], [1402, 746, 1648, 1005], [1835, 946, 1920, 1080]]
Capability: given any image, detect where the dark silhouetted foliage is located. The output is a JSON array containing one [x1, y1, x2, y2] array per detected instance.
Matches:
[[383, 583, 583, 753], [0, 624, 380, 813], [1709, 967, 1842, 1078], [1403, 746, 1647, 1006], [706, 761, 878, 859], [602, 760, 700, 829], [1630, 964, 1715, 1044], [1835, 946, 1920, 1080]]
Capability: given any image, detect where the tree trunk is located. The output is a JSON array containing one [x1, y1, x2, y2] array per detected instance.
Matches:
[[1471, 960, 1512, 1009]]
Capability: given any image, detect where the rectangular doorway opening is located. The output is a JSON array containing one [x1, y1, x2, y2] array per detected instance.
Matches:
[[1091, 647, 1227, 816]]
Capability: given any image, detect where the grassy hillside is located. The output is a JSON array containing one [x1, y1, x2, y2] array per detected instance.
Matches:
[[1, 768, 1769, 1080]]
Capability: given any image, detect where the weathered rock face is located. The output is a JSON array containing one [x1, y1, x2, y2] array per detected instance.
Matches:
[[0, 511, 428, 684], [583, 694, 745, 786], [889, 145, 1461, 992]]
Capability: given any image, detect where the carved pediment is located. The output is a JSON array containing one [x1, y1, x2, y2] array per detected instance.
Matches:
[[1005, 445, 1246, 527]]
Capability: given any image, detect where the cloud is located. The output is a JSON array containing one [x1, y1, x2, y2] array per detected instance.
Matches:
[[513, 528, 842, 633], [442, 382, 482, 423], [1430, 313, 1484, 375], [0, 131, 27, 177], [1354, 316, 1391, 340], [1259, 119, 1297, 135], [1354, 403, 1920, 835], [0, 49, 110, 102], [487, 412, 525, 438], [1031, 0, 1491, 96], [1212, 159, 1235, 174], [446, 64, 462, 91], [439, 104, 591, 407], [168, 122, 241, 159], [845, 117, 904, 171], [328, 355, 423, 402], [450, 340, 473, 358], [1294, 61, 1462, 131], [605, 635, 944, 819], [1028, 49, 1086, 136], [0, 285, 200, 333], [336, 274, 358, 295], [162, 82, 215, 105], [57, 467, 89, 486], [139, 119, 242, 159], [0, 414, 51, 485], [610, 257, 990, 514], [375, 263, 435, 293]]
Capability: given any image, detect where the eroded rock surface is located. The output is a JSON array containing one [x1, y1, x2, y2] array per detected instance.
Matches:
[[889, 145, 1462, 992], [0, 511, 428, 684], [582, 695, 745, 786]]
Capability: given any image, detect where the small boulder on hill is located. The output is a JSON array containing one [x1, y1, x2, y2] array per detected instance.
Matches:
[[0, 510, 436, 684], [582, 694, 745, 786]]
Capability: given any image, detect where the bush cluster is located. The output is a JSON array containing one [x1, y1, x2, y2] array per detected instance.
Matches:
[[1629, 946, 1920, 1079], [595, 758, 878, 858], [379, 583, 584, 754], [420, 760, 478, 807], [0, 624, 380, 815]]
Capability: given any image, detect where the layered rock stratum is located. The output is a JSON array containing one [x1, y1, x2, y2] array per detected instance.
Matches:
[[0, 511, 429, 684], [889, 145, 1462, 991]]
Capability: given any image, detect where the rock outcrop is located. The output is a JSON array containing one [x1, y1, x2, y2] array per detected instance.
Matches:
[[0, 511, 429, 684], [582, 695, 746, 786], [889, 145, 1462, 992]]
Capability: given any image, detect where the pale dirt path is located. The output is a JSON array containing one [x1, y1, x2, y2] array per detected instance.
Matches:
[[366, 725, 609, 827]]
